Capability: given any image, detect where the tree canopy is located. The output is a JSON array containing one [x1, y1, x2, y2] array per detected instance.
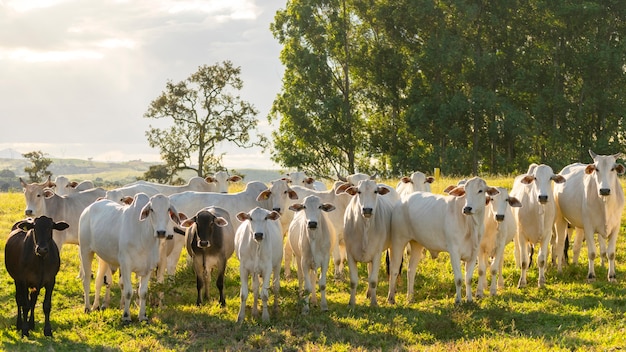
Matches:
[[22, 150, 52, 183], [145, 61, 267, 178], [270, 0, 626, 176]]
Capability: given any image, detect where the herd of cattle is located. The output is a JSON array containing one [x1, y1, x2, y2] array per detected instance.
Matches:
[[4, 150, 624, 337]]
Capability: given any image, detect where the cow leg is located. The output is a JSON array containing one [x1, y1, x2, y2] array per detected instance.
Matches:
[[331, 235, 343, 279], [120, 266, 133, 323], [42, 282, 55, 337], [347, 254, 359, 306], [137, 274, 151, 322], [448, 251, 465, 303], [476, 253, 487, 298], [386, 240, 403, 305], [491, 234, 507, 295], [598, 235, 608, 267], [203, 266, 212, 304], [92, 258, 109, 311], [368, 256, 382, 307], [573, 228, 585, 265], [584, 229, 597, 281], [80, 250, 94, 313], [102, 266, 114, 309], [406, 242, 424, 303], [272, 263, 281, 315], [320, 260, 329, 311], [537, 234, 551, 288], [554, 217, 569, 273], [465, 256, 477, 303], [284, 240, 293, 279], [517, 236, 529, 288], [217, 260, 227, 307], [260, 270, 272, 322], [301, 259, 312, 314], [251, 274, 260, 319], [15, 282, 29, 337], [606, 230, 618, 282], [237, 269, 249, 323], [28, 288, 40, 331]]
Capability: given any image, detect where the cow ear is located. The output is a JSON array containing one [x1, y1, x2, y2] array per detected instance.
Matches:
[[229, 175, 243, 182], [400, 176, 411, 184], [215, 217, 229, 227], [486, 187, 500, 196], [256, 190, 271, 201], [425, 176, 435, 184], [585, 164, 596, 174], [521, 175, 535, 184], [551, 175, 566, 184], [43, 189, 55, 198], [447, 186, 466, 197], [168, 208, 181, 225], [17, 220, 34, 232], [289, 204, 305, 212], [335, 183, 351, 195], [204, 176, 217, 183], [53, 221, 70, 231], [485, 196, 492, 205], [180, 216, 196, 227], [442, 185, 455, 194], [377, 186, 390, 195], [508, 196, 523, 208], [140, 205, 151, 221], [266, 211, 281, 221], [345, 186, 358, 196], [287, 189, 299, 200], [236, 212, 250, 222], [321, 203, 336, 212], [121, 196, 134, 205], [614, 164, 625, 175]]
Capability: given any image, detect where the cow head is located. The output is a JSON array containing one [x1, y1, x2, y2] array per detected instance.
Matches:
[[520, 164, 565, 204], [20, 176, 56, 217], [447, 177, 499, 215], [205, 171, 242, 193], [17, 216, 69, 257], [585, 150, 625, 197], [256, 178, 298, 214], [400, 171, 435, 193], [487, 187, 522, 222], [139, 194, 181, 239], [181, 208, 228, 248], [344, 179, 390, 218], [289, 195, 335, 230], [237, 207, 280, 242]]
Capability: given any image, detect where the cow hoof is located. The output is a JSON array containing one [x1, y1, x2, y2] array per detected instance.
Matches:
[[84, 308, 90, 313], [44, 328, 53, 337]]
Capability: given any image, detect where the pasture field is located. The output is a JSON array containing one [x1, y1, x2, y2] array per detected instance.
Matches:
[[2, 176, 626, 351]]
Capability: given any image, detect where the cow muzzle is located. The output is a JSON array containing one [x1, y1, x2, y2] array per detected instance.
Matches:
[[254, 232, 264, 241], [25, 210, 33, 216], [463, 206, 473, 215], [156, 230, 167, 239], [495, 214, 505, 222], [198, 240, 210, 248], [538, 195, 548, 204], [600, 188, 611, 196], [362, 208, 373, 218], [307, 221, 318, 229], [35, 245, 48, 257]]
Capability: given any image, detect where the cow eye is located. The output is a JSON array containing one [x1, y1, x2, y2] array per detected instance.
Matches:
[[478, 190, 483, 194]]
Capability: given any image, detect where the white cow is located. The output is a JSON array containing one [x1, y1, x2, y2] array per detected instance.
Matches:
[[387, 177, 499, 304], [285, 182, 351, 278], [476, 187, 521, 297], [235, 207, 283, 323], [205, 171, 243, 193], [286, 171, 327, 191], [78, 193, 181, 322], [341, 179, 394, 307], [395, 171, 435, 198], [53, 176, 96, 196], [20, 177, 106, 249], [287, 195, 336, 313], [511, 164, 565, 288], [554, 150, 625, 282], [125, 176, 217, 196], [105, 184, 162, 204]]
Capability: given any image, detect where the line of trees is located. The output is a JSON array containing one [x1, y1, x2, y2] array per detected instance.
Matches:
[[269, 0, 626, 177]]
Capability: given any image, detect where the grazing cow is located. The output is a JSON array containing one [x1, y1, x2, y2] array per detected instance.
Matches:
[[125, 176, 217, 196], [235, 207, 283, 323], [476, 187, 521, 297], [286, 182, 351, 278], [395, 171, 435, 198], [511, 164, 565, 288], [205, 171, 243, 193], [20, 177, 105, 250], [5, 216, 69, 337], [182, 207, 234, 307], [553, 150, 625, 281], [341, 179, 394, 307], [286, 171, 327, 191], [288, 195, 336, 313], [387, 177, 500, 304], [79, 193, 181, 322]]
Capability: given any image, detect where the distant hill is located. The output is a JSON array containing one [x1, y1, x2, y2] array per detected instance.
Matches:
[[0, 156, 284, 191], [0, 148, 24, 159]]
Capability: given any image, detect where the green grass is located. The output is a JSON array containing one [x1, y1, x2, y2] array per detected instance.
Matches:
[[1, 177, 626, 351]]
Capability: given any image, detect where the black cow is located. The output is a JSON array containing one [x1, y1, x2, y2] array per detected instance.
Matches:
[[4, 216, 69, 337], [180, 207, 233, 307]]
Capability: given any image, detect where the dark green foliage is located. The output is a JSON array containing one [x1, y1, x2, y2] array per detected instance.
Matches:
[[22, 151, 52, 183]]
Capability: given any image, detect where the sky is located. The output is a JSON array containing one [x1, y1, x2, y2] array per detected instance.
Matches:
[[0, 0, 285, 169]]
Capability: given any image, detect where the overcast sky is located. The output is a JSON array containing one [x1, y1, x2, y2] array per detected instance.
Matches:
[[0, 0, 285, 169]]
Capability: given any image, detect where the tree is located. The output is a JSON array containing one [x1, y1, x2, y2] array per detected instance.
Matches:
[[144, 61, 267, 178], [23, 150, 52, 183]]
